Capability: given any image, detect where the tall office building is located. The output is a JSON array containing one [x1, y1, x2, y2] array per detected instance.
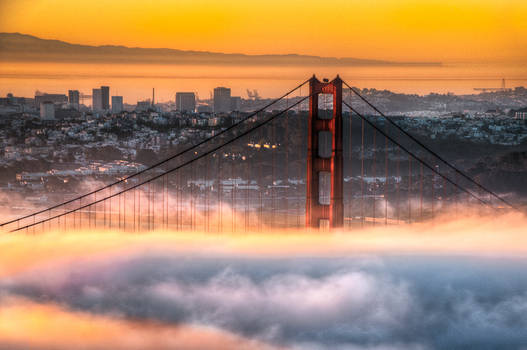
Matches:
[[101, 86, 110, 110], [213, 87, 231, 114], [92, 88, 103, 112], [175, 92, 196, 113], [68, 90, 80, 110], [111, 96, 123, 113]]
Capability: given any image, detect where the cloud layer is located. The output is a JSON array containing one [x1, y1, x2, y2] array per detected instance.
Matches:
[[1, 211, 527, 349], [2, 251, 527, 350]]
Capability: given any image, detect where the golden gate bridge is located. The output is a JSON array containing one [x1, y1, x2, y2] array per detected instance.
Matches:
[[0, 76, 518, 233]]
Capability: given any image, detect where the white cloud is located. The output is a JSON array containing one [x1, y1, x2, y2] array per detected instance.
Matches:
[[2, 253, 527, 349]]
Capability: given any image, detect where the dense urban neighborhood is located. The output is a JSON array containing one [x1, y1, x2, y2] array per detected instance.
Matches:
[[1, 85, 526, 209]]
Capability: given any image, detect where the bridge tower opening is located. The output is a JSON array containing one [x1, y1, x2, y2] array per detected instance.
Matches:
[[306, 75, 344, 229]]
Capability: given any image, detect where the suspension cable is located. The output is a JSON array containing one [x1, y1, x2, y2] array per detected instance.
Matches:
[[9, 94, 312, 233], [342, 80, 518, 211], [344, 101, 491, 208], [1, 79, 310, 227]]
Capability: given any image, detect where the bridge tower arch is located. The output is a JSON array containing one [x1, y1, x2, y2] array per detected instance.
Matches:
[[306, 75, 344, 228]]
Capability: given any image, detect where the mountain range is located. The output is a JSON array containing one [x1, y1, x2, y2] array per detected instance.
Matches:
[[0, 33, 440, 67]]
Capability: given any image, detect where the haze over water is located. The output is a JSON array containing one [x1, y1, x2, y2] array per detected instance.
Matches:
[[2, 61, 526, 103]]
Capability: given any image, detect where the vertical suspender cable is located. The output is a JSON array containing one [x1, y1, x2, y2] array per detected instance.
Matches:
[[123, 186, 126, 231], [218, 152, 222, 232], [285, 95, 289, 227], [108, 188, 110, 229], [162, 175, 165, 230], [245, 151, 249, 232], [298, 86, 302, 228], [361, 117, 365, 227], [259, 122, 264, 231], [271, 115, 276, 228], [432, 164, 436, 220], [348, 89, 353, 227], [385, 126, 388, 225], [94, 192, 97, 228], [206, 155, 209, 232], [372, 128, 376, 225], [408, 156, 412, 223], [234, 153, 237, 232], [396, 147, 400, 223], [420, 162, 424, 221]]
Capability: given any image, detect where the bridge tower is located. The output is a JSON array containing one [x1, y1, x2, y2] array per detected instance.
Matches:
[[306, 75, 344, 229]]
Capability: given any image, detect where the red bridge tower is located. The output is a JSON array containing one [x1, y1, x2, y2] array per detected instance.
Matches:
[[306, 75, 344, 228]]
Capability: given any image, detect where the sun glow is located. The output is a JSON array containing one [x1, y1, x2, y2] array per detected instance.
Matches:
[[0, 298, 277, 350], [1, 0, 526, 63], [1, 210, 526, 278]]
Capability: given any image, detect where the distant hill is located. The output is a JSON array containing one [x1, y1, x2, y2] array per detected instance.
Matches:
[[0, 32, 440, 67]]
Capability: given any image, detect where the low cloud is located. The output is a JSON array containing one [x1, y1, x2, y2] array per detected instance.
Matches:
[[1, 211, 527, 349], [0, 297, 278, 350], [1, 251, 527, 349]]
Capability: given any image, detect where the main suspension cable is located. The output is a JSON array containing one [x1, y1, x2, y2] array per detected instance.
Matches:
[[344, 101, 490, 208], [10, 94, 312, 233], [342, 80, 518, 211], [2, 79, 310, 227]]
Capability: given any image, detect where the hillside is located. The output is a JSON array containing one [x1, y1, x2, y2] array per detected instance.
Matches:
[[0, 32, 440, 67]]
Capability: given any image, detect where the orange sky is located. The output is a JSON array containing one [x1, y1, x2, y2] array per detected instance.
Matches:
[[1, 0, 526, 63]]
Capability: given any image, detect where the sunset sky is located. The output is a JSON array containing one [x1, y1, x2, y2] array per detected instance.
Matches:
[[1, 0, 526, 63]]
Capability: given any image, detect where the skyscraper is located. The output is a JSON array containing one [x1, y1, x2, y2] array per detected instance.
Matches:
[[175, 92, 196, 113], [101, 86, 110, 110], [111, 96, 123, 113], [92, 88, 103, 112], [68, 90, 80, 110], [213, 87, 231, 114]]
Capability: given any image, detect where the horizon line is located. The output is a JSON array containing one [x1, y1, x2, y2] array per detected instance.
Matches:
[[0, 32, 443, 67]]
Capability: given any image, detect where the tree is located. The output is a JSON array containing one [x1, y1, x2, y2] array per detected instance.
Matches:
[[135, 149, 158, 165]]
